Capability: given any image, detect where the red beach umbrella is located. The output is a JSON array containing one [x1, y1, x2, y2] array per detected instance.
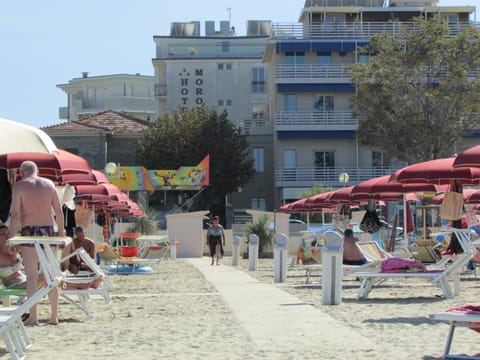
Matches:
[[351, 175, 440, 198], [0, 149, 92, 182], [76, 183, 122, 197], [389, 157, 480, 185], [452, 145, 480, 168]]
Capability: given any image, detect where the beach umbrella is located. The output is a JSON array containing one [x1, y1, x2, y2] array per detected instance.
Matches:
[[75, 183, 122, 197], [58, 169, 109, 186], [430, 189, 480, 205], [389, 157, 480, 185], [452, 145, 480, 168], [351, 175, 440, 199], [0, 118, 58, 154], [0, 149, 92, 182]]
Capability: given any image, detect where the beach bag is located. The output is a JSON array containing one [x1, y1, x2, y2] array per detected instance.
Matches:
[[359, 209, 382, 234], [440, 192, 464, 220]]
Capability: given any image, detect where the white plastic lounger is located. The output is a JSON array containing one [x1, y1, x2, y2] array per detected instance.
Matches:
[[430, 312, 480, 359]]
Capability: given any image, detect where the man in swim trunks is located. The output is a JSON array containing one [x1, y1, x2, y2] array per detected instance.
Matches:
[[8, 161, 65, 326]]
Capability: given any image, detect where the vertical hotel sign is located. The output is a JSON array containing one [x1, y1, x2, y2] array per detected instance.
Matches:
[[179, 68, 204, 108]]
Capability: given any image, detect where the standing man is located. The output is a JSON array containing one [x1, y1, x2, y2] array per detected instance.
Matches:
[[8, 161, 65, 326]]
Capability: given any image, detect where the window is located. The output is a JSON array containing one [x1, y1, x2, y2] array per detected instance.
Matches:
[[372, 151, 390, 168], [317, 52, 331, 65], [252, 103, 268, 125], [218, 99, 224, 106], [284, 95, 297, 112], [314, 151, 335, 168], [226, 99, 232, 106], [251, 198, 266, 210], [252, 147, 265, 172], [226, 63, 232, 70], [218, 99, 231, 106], [251, 67, 266, 93], [325, 14, 345, 25], [358, 54, 370, 64], [218, 63, 232, 70], [221, 41, 230, 52], [217, 63, 224, 70], [284, 52, 305, 65], [313, 96, 334, 112], [283, 150, 296, 168]]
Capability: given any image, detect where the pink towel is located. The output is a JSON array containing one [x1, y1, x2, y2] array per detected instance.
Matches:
[[380, 258, 426, 273]]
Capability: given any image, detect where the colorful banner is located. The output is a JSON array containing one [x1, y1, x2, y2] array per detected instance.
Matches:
[[105, 155, 209, 191]]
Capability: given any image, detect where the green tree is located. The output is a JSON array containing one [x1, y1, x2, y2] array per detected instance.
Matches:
[[137, 105, 255, 218], [349, 17, 480, 163]]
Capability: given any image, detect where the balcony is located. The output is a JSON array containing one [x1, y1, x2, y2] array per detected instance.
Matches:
[[271, 22, 475, 41], [240, 117, 273, 135], [154, 84, 167, 97], [276, 111, 357, 131], [276, 64, 350, 83], [275, 166, 403, 188]]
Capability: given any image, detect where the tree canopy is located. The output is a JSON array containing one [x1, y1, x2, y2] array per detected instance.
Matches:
[[137, 105, 255, 217], [349, 17, 480, 163]]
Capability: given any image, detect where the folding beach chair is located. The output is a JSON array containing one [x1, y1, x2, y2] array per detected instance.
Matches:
[[60, 248, 113, 319]]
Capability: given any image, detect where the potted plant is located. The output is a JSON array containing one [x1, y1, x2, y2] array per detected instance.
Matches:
[[244, 215, 275, 258]]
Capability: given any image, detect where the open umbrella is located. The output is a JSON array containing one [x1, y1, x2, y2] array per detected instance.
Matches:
[[452, 145, 480, 168], [58, 169, 109, 186], [0, 150, 92, 182], [389, 157, 480, 185], [76, 183, 122, 197], [0, 118, 58, 154]]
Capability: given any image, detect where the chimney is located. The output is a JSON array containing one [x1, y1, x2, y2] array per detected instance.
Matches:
[[81, 72, 89, 78]]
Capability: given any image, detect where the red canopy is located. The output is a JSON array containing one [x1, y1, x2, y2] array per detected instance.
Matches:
[[389, 157, 480, 185], [453, 145, 480, 168], [351, 175, 440, 198], [76, 183, 122, 197], [0, 150, 92, 181]]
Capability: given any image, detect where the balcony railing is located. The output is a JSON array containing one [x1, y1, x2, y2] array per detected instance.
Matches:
[[276, 111, 356, 130], [275, 166, 404, 187], [240, 117, 273, 135], [276, 64, 350, 81], [271, 22, 475, 40]]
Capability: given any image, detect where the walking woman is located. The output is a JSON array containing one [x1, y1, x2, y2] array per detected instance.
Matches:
[[206, 215, 226, 265]]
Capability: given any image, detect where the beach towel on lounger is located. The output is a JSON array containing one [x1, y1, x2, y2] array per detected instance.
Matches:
[[380, 258, 426, 273], [446, 305, 480, 333]]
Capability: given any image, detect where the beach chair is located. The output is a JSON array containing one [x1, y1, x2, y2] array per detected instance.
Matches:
[[430, 309, 480, 360], [60, 248, 113, 319], [98, 243, 162, 274], [346, 228, 476, 300]]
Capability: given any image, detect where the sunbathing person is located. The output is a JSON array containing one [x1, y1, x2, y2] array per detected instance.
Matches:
[[296, 238, 320, 265], [0, 225, 27, 289], [343, 229, 368, 266]]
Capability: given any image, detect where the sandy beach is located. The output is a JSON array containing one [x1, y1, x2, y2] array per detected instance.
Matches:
[[3, 257, 480, 359]]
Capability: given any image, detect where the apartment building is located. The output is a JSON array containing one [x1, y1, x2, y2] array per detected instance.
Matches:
[[265, 0, 476, 207], [153, 20, 275, 213], [57, 73, 156, 122]]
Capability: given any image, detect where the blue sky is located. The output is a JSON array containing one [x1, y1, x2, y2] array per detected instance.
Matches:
[[0, 0, 475, 128]]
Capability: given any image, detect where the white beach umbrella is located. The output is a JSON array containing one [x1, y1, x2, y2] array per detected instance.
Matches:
[[0, 117, 58, 154]]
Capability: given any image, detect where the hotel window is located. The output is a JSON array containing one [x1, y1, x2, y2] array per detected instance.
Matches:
[[313, 95, 334, 112], [251, 67, 266, 93], [252, 103, 268, 126], [284, 52, 305, 65], [317, 52, 331, 65], [221, 41, 230, 52], [283, 150, 296, 168], [226, 63, 232, 70], [358, 54, 370, 64], [218, 99, 224, 106], [251, 198, 266, 210], [372, 151, 390, 168], [284, 95, 297, 112], [252, 147, 265, 173], [324, 14, 345, 26], [218, 99, 232, 106], [218, 63, 224, 70], [314, 151, 335, 168]]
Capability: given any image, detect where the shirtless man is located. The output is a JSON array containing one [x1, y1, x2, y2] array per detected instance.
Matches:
[[62, 226, 96, 274], [8, 161, 65, 326], [342, 228, 367, 266]]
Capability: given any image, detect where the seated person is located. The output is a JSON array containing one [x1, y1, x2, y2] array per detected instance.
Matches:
[[343, 229, 368, 266], [0, 225, 26, 289], [61, 226, 102, 289], [296, 237, 320, 265], [62, 226, 97, 274]]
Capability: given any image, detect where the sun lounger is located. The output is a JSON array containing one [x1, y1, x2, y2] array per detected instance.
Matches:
[[60, 248, 113, 319], [98, 243, 164, 274], [347, 228, 476, 300], [430, 311, 480, 359]]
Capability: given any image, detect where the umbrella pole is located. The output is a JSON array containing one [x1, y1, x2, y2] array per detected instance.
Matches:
[[403, 195, 408, 243]]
